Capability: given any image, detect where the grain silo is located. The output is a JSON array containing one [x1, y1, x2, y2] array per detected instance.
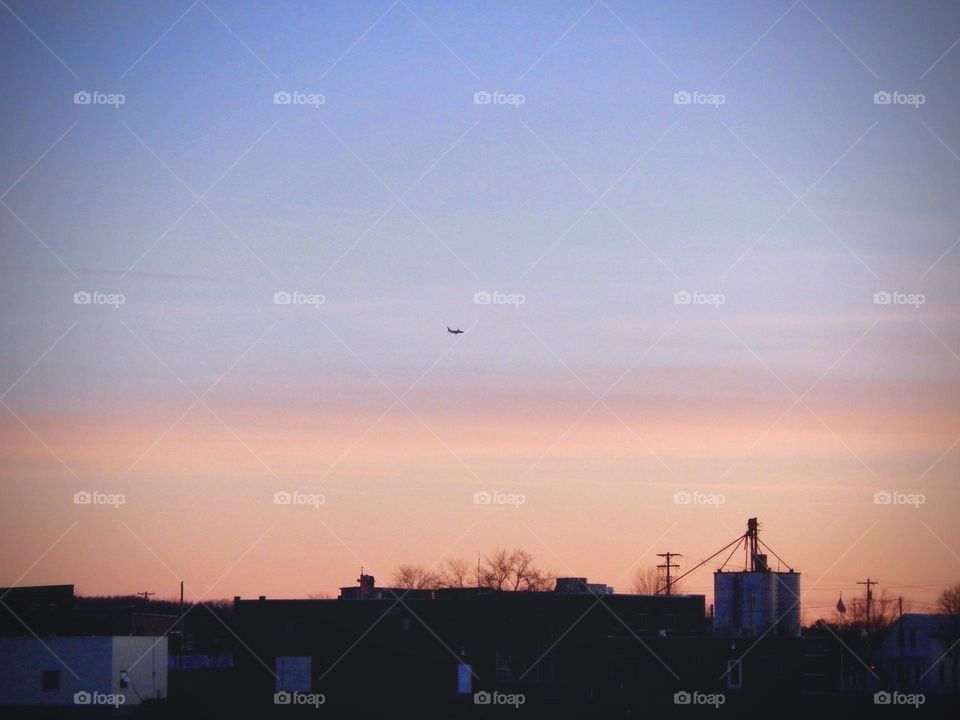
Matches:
[[712, 518, 801, 638]]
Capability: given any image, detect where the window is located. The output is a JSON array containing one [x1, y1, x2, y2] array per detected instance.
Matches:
[[275, 656, 312, 693], [495, 652, 513, 682], [662, 613, 676, 631], [726, 660, 743, 690], [635, 613, 647, 632], [909, 629, 917, 648], [41, 670, 60, 691]]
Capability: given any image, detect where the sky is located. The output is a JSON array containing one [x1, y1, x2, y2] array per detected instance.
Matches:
[[1, 1, 959, 621]]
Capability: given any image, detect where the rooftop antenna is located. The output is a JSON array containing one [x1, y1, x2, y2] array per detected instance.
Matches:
[[746, 517, 759, 571]]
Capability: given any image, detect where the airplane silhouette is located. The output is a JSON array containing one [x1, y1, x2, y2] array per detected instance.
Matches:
[[447, 326, 464, 334]]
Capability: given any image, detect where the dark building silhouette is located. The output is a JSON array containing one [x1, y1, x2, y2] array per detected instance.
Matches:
[[0, 584, 177, 638], [0, 585, 75, 636], [234, 579, 712, 713]]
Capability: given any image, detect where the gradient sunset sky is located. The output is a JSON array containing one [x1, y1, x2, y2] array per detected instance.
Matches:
[[1, 1, 959, 620]]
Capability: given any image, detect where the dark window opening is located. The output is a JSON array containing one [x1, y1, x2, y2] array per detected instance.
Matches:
[[726, 660, 743, 690], [41, 670, 60, 691]]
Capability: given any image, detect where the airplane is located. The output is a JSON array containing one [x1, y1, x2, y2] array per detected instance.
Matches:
[[447, 326, 464, 334]]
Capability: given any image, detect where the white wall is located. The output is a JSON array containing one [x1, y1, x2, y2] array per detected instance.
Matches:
[[0, 636, 111, 706], [112, 636, 168, 703], [0, 636, 167, 707]]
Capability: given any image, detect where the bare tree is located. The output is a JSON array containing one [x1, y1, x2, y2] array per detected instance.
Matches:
[[393, 564, 438, 590], [479, 548, 551, 591], [938, 581, 960, 616], [630, 566, 661, 594], [394, 549, 550, 592], [848, 590, 898, 632], [936, 581, 960, 679], [508, 549, 552, 591], [629, 566, 683, 595], [480, 548, 512, 590], [437, 558, 472, 588]]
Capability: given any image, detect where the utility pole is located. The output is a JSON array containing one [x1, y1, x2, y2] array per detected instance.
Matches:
[[857, 578, 878, 630], [136, 591, 155, 604], [178, 581, 184, 671], [657, 552, 682, 595]]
